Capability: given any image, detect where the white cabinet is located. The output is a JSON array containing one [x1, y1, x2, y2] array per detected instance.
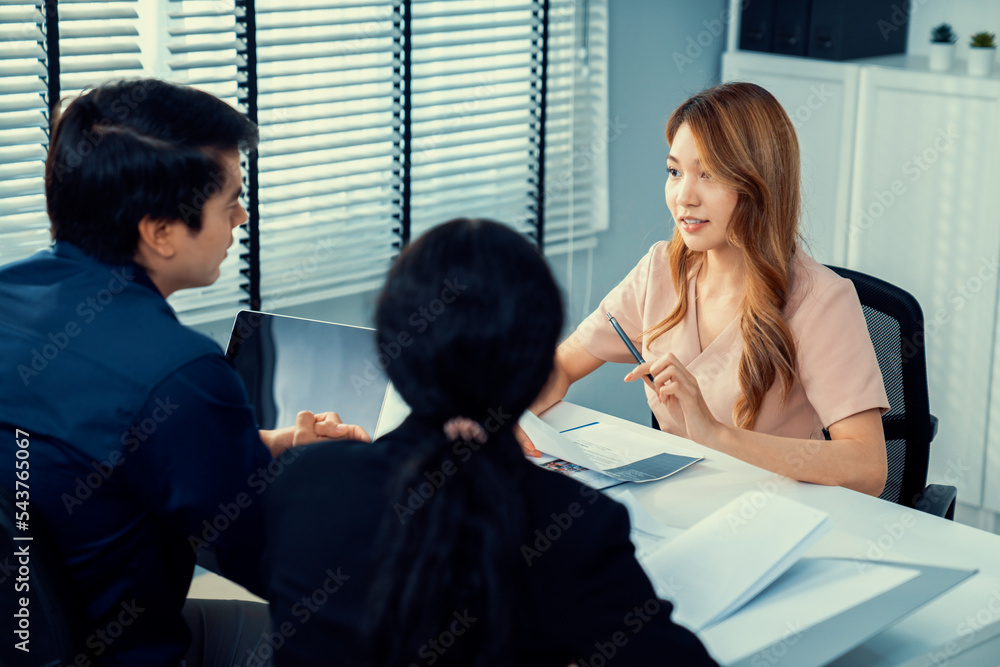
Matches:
[[850, 67, 1000, 511], [722, 51, 1000, 511]]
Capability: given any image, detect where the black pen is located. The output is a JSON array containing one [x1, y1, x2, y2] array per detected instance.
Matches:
[[607, 313, 656, 384]]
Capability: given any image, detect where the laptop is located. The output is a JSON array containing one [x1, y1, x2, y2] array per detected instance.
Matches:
[[225, 310, 408, 440]]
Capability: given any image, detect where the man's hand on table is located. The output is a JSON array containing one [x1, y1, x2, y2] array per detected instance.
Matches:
[[260, 410, 372, 457]]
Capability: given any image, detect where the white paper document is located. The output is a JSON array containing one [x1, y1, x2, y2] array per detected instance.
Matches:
[[639, 492, 832, 631], [520, 413, 702, 484], [606, 487, 684, 556], [699, 558, 918, 665], [529, 452, 623, 490]]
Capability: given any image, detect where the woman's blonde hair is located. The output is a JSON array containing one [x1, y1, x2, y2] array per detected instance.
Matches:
[[646, 82, 800, 430]]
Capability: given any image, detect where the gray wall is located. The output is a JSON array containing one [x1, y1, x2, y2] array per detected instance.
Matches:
[[195, 0, 730, 428], [552, 0, 728, 425]]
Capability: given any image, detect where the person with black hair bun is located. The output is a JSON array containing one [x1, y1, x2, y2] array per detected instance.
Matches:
[[265, 219, 716, 666]]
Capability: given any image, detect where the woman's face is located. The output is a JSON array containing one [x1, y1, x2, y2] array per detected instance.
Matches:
[[664, 123, 739, 254]]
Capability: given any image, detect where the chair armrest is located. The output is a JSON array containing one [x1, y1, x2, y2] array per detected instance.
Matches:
[[914, 483, 957, 520]]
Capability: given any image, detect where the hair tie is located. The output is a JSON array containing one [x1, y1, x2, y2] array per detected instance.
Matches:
[[442, 417, 488, 444]]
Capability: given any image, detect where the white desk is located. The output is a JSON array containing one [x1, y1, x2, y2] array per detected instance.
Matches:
[[541, 402, 1000, 667]]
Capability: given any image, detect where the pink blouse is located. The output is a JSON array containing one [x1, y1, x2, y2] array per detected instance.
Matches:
[[574, 241, 889, 441]]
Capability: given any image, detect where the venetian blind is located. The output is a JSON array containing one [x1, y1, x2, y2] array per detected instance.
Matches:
[[253, 0, 400, 311], [407, 0, 538, 241], [544, 0, 608, 254], [0, 3, 50, 268], [0, 0, 608, 323]]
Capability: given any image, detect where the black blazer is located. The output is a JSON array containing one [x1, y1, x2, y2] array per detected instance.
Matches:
[[265, 416, 717, 666]]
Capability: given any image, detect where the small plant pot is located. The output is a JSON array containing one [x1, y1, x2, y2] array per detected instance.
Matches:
[[968, 46, 996, 76], [929, 42, 955, 72]]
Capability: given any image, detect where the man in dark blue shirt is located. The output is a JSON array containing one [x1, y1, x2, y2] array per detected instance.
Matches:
[[0, 80, 367, 667]]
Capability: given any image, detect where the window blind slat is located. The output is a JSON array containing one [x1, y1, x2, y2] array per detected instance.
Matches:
[[256, 40, 390, 63], [0, 62, 46, 78], [61, 59, 144, 76], [0, 79, 47, 95], [0, 44, 45, 61], [259, 70, 392, 95], [0, 194, 46, 216], [256, 1, 389, 14], [168, 40, 238, 54], [59, 7, 138, 21], [412, 141, 533, 170], [264, 131, 396, 160], [257, 28, 394, 48], [61, 24, 138, 38], [258, 53, 394, 78], [166, 55, 241, 71], [266, 115, 393, 141], [60, 42, 141, 57], [258, 83, 396, 110]]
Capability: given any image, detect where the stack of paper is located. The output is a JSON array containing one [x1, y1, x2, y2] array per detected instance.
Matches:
[[639, 492, 831, 631], [520, 412, 702, 487]]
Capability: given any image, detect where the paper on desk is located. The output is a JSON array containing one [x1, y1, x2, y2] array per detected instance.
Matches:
[[530, 452, 622, 490], [520, 411, 591, 462], [639, 492, 831, 632], [699, 558, 919, 665], [606, 487, 683, 557], [519, 413, 702, 483]]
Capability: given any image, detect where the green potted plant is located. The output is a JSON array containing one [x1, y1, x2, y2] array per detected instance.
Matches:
[[929, 23, 957, 72], [968, 31, 997, 77]]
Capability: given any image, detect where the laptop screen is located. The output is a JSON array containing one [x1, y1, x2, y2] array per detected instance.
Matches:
[[225, 310, 392, 438]]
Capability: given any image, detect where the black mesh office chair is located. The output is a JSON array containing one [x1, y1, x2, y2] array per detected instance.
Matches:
[[826, 266, 956, 519], [650, 267, 957, 519], [0, 484, 81, 666]]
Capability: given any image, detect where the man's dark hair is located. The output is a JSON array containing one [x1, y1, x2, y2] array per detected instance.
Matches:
[[45, 79, 259, 265]]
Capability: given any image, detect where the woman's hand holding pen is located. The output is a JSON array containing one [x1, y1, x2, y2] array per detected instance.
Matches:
[[625, 353, 722, 445]]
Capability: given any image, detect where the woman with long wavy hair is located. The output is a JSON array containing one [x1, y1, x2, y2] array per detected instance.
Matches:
[[521, 82, 889, 497], [264, 219, 716, 665]]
